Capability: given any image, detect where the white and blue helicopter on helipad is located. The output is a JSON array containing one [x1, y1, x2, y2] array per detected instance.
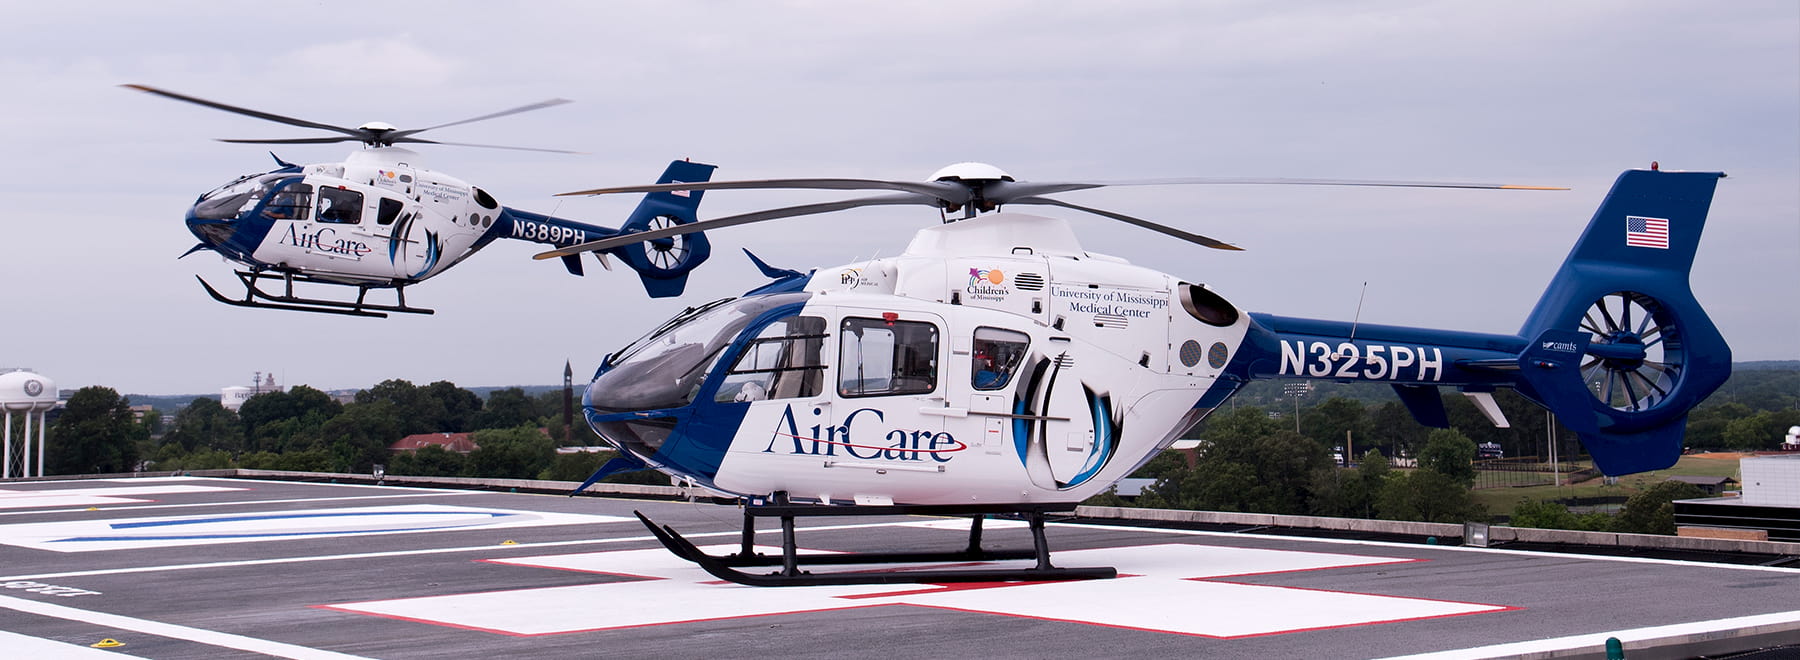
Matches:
[[539, 161, 1732, 586], [126, 85, 717, 317]]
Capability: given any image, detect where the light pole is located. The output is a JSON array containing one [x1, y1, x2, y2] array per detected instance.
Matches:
[[1283, 382, 1312, 434]]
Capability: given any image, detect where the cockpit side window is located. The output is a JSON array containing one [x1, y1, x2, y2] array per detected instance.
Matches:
[[262, 182, 313, 221], [375, 197, 405, 225], [317, 187, 363, 224], [715, 315, 827, 403], [971, 327, 1030, 390], [839, 317, 938, 397]]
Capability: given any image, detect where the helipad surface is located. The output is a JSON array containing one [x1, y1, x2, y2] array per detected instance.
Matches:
[[0, 477, 1796, 658]]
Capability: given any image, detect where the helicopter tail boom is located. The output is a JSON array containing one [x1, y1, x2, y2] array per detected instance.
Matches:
[[1239, 168, 1729, 476]]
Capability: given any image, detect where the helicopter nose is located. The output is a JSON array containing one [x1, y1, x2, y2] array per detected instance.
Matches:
[[185, 210, 236, 248]]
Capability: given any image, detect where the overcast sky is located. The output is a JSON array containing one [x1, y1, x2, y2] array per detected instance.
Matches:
[[1, 1, 1794, 396]]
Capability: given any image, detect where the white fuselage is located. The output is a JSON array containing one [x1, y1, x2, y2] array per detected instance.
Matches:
[[243, 149, 497, 283], [681, 214, 1252, 505]]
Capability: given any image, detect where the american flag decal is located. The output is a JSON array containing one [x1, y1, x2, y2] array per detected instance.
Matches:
[[1625, 215, 1669, 249], [1093, 312, 1129, 329]]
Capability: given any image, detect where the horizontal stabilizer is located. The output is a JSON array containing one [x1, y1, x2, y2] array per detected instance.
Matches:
[[1392, 384, 1449, 428]]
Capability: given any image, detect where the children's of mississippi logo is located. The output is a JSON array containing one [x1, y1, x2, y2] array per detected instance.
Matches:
[[967, 268, 1008, 301]]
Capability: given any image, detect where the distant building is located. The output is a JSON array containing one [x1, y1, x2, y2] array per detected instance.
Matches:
[[1112, 478, 1158, 500], [221, 372, 285, 412], [1674, 455, 1800, 541], [1664, 475, 1737, 496], [391, 432, 480, 454]]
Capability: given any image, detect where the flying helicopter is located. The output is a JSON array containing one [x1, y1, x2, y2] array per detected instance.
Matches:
[[125, 85, 717, 317], [539, 162, 1729, 587]]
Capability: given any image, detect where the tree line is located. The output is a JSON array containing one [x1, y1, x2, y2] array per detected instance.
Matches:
[[35, 380, 637, 485]]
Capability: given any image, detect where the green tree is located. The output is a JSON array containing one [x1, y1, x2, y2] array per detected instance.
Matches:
[[1129, 450, 1189, 480], [536, 389, 599, 445], [1719, 410, 1800, 451], [47, 387, 143, 475], [1376, 469, 1484, 523], [1366, 401, 1429, 459], [540, 450, 608, 482], [389, 445, 467, 477], [1508, 499, 1611, 531], [1509, 499, 1577, 529], [238, 386, 341, 453], [321, 401, 404, 473], [357, 379, 443, 436], [161, 398, 244, 453], [1418, 428, 1477, 486], [158, 447, 235, 471], [356, 380, 483, 435], [462, 426, 555, 479], [478, 387, 541, 430], [1301, 397, 1368, 456], [141, 409, 164, 437], [1614, 480, 1706, 535], [422, 381, 483, 433], [1311, 448, 1391, 518], [1685, 402, 1752, 449], [1139, 407, 1329, 514]]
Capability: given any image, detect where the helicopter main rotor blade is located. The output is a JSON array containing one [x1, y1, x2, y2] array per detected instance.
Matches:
[[558, 178, 971, 205], [390, 98, 574, 138], [1007, 196, 1244, 251], [219, 137, 360, 145], [1074, 176, 1567, 191], [534, 193, 930, 261], [391, 138, 584, 154], [121, 84, 364, 139]]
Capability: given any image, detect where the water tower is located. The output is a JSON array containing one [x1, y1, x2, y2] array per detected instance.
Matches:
[[0, 369, 57, 478]]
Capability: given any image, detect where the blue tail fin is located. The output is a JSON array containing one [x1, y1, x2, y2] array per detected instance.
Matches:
[[1513, 168, 1730, 475], [497, 160, 716, 298], [614, 160, 717, 298]]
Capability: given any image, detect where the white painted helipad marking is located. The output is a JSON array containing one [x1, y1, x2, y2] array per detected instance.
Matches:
[[1380, 609, 1800, 659], [321, 543, 1509, 638], [481, 544, 841, 577], [0, 630, 148, 658], [0, 595, 371, 660], [0, 490, 472, 518], [0, 484, 248, 510], [0, 504, 631, 552]]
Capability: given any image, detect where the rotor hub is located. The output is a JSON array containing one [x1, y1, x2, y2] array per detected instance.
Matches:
[[928, 162, 1013, 184]]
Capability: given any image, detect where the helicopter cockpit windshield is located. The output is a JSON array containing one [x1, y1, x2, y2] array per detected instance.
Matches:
[[587, 293, 811, 415], [190, 173, 304, 221]]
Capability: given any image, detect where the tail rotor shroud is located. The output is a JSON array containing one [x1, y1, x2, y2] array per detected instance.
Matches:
[[1578, 291, 1683, 414]]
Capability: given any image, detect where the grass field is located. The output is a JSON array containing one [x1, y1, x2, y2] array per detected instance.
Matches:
[[1469, 454, 1744, 515]]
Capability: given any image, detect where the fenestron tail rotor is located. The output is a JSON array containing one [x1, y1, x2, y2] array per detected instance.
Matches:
[[122, 84, 578, 153], [642, 215, 688, 270], [1577, 291, 1683, 413], [535, 161, 1562, 261]]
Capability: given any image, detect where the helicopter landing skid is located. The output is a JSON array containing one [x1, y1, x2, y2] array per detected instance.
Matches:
[[198, 271, 434, 318], [633, 502, 1116, 587]]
